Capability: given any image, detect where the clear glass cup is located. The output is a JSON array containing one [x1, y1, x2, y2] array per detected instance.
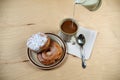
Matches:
[[59, 18, 78, 42]]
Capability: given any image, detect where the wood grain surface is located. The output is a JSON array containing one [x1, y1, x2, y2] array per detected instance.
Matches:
[[0, 0, 120, 80]]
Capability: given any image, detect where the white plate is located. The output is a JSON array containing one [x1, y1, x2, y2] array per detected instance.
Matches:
[[27, 33, 67, 70]]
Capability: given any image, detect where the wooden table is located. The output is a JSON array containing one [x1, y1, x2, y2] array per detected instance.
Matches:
[[0, 0, 120, 80]]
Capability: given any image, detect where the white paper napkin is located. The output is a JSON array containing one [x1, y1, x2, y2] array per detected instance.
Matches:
[[66, 26, 97, 60]]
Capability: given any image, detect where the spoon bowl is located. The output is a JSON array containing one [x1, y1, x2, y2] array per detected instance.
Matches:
[[77, 34, 86, 47]]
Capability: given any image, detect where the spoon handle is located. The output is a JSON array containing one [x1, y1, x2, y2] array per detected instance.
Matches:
[[80, 47, 86, 69], [81, 54, 86, 68]]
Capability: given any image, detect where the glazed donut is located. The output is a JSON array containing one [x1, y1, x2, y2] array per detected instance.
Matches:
[[37, 41, 63, 65]]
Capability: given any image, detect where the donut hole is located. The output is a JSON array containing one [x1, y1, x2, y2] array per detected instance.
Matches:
[[46, 48, 50, 52]]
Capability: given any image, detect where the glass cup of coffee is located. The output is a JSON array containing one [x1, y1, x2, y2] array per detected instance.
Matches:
[[59, 18, 78, 42]]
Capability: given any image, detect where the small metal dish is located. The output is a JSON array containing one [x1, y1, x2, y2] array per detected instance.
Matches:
[[27, 33, 67, 70]]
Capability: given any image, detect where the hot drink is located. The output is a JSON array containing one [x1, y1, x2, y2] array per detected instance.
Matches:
[[59, 18, 78, 42], [61, 20, 78, 34]]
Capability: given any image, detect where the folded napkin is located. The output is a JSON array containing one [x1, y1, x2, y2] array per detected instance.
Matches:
[[65, 26, 97, 60]]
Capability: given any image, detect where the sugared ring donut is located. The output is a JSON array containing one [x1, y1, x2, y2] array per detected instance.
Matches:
[[37, 41, 63, 65], [27, 32, 50, 53]]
